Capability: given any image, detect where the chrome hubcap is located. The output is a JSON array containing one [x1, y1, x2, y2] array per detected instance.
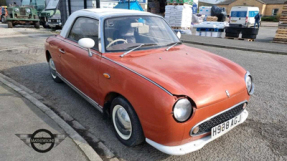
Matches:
[[112, 105, 132, 140], [49, 59, 57, 79]]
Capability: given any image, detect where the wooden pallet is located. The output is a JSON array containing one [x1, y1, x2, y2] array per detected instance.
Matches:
[[225, 37, 255, 42], [273, 38, 287, 42], [275, 34, 287, 38], [273, 41, 287, 44], [167, 2, 188, 5], [171, 26, 191, 30], [276, 29, 287, 34]]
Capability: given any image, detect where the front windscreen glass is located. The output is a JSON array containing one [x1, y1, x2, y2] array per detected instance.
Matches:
[[46, 0, 59, 10], [104, 16, 180, 52]]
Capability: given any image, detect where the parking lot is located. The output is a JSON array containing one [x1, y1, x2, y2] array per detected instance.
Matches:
[[0, 23, 286, 161]]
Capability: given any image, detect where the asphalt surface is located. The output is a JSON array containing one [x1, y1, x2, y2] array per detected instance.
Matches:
[[0, 81, 88, 161], [0, 24, 286, 161]]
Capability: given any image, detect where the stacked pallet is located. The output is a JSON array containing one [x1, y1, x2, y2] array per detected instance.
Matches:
[[206, 16, 218, 21], [165, 4, 192, 29], [273, 4, 287, 44]]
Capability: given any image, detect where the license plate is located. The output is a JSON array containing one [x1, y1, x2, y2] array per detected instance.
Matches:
[[231, 20, 237, 22], [211, 114, 242, 139]]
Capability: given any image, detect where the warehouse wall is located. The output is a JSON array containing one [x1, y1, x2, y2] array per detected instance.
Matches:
[[6, 0, 21, 6], [217, 0, 266, 15], [70, 0, 84, 13], [0, 0, 6, 6], [265, 4, 284, 16]]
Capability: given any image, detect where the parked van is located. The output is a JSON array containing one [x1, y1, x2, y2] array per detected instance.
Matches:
[[229, 6, 259, 27]]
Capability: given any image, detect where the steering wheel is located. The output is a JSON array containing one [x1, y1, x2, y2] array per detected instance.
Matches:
[[106, 39, 128, 48]]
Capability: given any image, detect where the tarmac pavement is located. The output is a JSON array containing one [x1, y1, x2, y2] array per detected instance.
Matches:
[[0, 80, 90, 161]]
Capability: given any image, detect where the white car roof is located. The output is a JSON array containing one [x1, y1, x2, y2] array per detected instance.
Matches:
[[60, 9, 161, 38]]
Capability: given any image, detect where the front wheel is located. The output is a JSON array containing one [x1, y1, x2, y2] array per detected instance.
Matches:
[[7, 21, 13, 28], [49, 57, 62, 83], [34, 21, 40, 29], [111, 97, 144, 147]]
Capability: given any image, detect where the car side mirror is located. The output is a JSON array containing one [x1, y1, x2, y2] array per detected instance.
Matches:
[[78, 38, 95, 57], [177, 32, 181, 39]]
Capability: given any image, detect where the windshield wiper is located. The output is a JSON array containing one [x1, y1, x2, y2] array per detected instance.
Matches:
[[165, 42, 181, 51], [120, 43, 157, 58]]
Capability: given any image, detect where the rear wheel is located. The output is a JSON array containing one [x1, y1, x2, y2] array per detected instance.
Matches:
[[48, 57, 62, 83], [111, 97, 144, 146], [7, 21, 13, 28], [34, 21, 40, 29]]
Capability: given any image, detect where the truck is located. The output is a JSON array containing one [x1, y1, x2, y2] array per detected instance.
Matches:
[[6, 0, 45, 28], [229, 6, 260, 28], [40, 0, 61, 29]]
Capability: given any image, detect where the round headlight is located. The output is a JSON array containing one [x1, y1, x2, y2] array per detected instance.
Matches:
[[26, 8, 31, 13], [14, 8, 19, 12], [173, 99, 192, 122], [245, 71, 254, 94]]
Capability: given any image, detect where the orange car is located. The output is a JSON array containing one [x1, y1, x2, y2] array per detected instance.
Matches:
[[45, 9, 254, 155]]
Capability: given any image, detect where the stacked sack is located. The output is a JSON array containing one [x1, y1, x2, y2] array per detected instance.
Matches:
[[165, 4, 192, 28]]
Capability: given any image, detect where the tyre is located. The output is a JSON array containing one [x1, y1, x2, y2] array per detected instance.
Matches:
[[34, 21, 40, 29], [242, 34, 257, 39], [225, 27, 241, 34], [1, 16, 6, 23], [7, 21, 13, 28], [42, 21, 49, 28], [48, 57, 62, 83], [225, 32, 239, 38], [111, 97, 144, 147], [241, 28, 259, 35]]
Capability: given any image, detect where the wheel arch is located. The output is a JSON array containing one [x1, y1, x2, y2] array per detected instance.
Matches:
[[46, 50, 51, 62]]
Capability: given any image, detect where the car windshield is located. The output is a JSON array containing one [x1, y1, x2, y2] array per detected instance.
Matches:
[[104, 16, 180, 52]]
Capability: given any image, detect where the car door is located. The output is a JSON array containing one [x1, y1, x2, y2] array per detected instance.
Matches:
[[60, 17, 102, 103]]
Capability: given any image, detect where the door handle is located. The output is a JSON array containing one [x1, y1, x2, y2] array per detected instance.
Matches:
[[59, 49, 65, 54]]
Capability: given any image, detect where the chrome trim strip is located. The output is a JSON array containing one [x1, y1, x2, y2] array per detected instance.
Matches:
[[190, 100, 247, 136], [57, 72, 103, 113], [54, 37, 173, 96], [102, 56, 173, 96], [245, 71, 254, 95]]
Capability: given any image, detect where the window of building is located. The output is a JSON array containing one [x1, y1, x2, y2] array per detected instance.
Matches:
[[272, 9, 279, 16]]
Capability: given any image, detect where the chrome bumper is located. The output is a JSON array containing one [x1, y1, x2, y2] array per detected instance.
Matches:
[[146, 110, 249, 155]]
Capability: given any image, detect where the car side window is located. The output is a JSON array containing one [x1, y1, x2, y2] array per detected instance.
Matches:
[[68, 17, 99, 50]]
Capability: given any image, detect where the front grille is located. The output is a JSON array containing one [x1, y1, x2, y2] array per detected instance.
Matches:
[[51, 19, 57, 23], [194, 103, 244, 135], [20, 8, 26, 15]]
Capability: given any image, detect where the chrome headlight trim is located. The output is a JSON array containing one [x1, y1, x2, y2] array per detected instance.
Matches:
[[245, 71, 254, 95], [14, 8, 19, 12], [26, 8, 31, 13], [173, 98, 193, 122]]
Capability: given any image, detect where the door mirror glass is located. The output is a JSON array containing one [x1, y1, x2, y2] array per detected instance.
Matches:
[[78, 38, 95, 57]]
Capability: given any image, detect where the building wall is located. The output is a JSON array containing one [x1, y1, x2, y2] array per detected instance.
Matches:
[[70, 0, 84, 13], [217, 0, 266, 15], [0, 0, 7, 6], [265, 4, 285, 16], [5, 0, 21, 6]]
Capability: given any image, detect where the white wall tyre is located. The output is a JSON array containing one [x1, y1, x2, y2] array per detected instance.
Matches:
[[111, 97, 144, 146], [49, 57, 62, 83]]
